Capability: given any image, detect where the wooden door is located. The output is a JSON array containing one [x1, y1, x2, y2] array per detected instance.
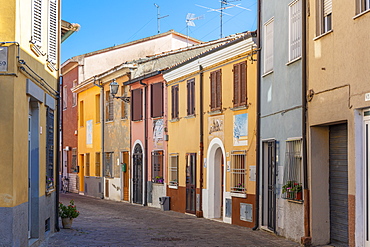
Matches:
[[122, 151, 129, 201], [186, 153, 196, 214]]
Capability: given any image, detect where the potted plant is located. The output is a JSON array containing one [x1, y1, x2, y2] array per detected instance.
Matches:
[[292, 183, 303, 200], [59, 200, 80, 229], [282, 180, 295, 199], [154, 176, 164, 184]]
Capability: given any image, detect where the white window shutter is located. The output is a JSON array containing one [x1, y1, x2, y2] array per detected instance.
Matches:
[[264, 19, 274, 73], [32, 0, 42, 46], [289, 0, 302, 61], [323, 0, 332, 16], [48, 0, 58, 64]]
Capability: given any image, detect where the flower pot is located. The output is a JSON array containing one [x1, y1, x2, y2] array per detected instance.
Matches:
[[295, 191, 302, 201], [61, 217, 73, 229]]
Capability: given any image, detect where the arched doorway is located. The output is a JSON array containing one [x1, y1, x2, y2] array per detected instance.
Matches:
[[133, 144, 143, 204]]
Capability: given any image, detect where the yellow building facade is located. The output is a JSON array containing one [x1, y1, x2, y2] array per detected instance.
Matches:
[[164, 32, 257, 227], [0, 0, 61, 245]]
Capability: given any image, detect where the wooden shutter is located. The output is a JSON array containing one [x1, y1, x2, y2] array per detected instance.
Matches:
[[233, 64, 239, 107], [48, 0, 58, 64], [210, 71, 217, 111], [216, 69, 222, 110], [32, 0, 42, 46], [289, 0, 302, 61], [187, 81, 190, 116], [171, 86, 175, 119], [240, 62, 247, 105], [187, 79, 195, 115], [151, 82, 163, 118], [131, 88, 143, 121]]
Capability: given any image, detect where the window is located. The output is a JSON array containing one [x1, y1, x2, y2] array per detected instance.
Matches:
[[105, 91, 114, 122], [151, 82, 163, 118], [169, 154, 179, 188], [131, 88, 143, 121], [85, 153, 90, 176], [187, 79, 195, 116], [63, 86, 67, 110], [152, 151, 164, 183], [233, 62, 247, 107], [317, 0, 332, 36], [230, 151, 246, 194], [121, 86, 128, 119], [210, 69, 222, 111], [46, 107, 54, 190], [171, 85, 179, 119], [31, 0, 42, 47], [289, 0, 302, 61], [95, 94, 100, 123], [282, 139, 303, 201], [264, 18, 274, 73], [72, 80, 77, 107], [104, 152, 113, 177], [357, 0, 370, 14], [79, 101, 84, 127], [71, 148, 77, 173], [47, 0, 57, 65], [95, 152, 101, 176]]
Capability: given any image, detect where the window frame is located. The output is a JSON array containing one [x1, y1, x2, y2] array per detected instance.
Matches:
[[72, 80, 77, 107], [131, 88, 143, 121], [95, 152, 101, 177], [263, 18, 274, 74], [233, 61, 247, 107], [71, 148, 77, 173], [171, 85, 179, 119], [105, 90, 114, 122], [85, 153, 90, 176], [230, 150, 247, 197], [151, 82, 164, 118], [210, 69, 222, 112], [63, 85, 67, 110], [121, 86, 128, 119], [47, 0, 58, 66], [168, 153, 179, 189], [152, 150, 164, 184], [79, 100, 84, 127], [288, 0, 302, 62], [187, 79, 195, 116], [31, 0, 43, 47], [317, 0, 332, 36], [104, 152, 113, 177]]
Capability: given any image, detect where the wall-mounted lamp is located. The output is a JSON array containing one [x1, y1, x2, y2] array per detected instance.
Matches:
[[110, 79, 130, 103]]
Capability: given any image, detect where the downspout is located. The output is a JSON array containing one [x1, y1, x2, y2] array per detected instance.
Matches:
[[55, 76, 61, 232], [93, 77, 104, 199], [141, 80, 148, 206], [198, 65, 204, 218], [302, 0, 311, 246], [253, 0, 262, 231]]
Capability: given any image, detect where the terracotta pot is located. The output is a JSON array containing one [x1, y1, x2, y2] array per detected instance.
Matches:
[[61, 217, 73, 229], [295, 191, 302, 201]]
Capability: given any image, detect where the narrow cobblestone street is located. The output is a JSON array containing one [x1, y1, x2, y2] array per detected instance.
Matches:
[[41, 193, 299, 247]]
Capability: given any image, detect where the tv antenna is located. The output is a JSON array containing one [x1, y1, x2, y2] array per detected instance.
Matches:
[[186, 13, 204, 46], [154, 3, 169, 34], [196, 0, 250, 38]]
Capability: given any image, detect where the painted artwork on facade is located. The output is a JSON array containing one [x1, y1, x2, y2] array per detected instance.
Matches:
[[233, 113, 248, 146], [153, 119, 164, 149], [86, 119, 93, 145], [208, 115, 224, 141]]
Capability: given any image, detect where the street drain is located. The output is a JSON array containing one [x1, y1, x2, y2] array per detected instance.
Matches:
[[151, 237, 181, 241]]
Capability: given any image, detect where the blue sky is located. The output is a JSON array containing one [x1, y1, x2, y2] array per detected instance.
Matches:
[[61, 0, 257, 63]]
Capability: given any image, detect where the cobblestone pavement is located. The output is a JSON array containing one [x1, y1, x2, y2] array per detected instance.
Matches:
[[41, 193, 299, 247]]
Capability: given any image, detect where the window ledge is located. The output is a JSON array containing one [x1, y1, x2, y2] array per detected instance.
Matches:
[[231, 105, 248, 111], [286, 56, 301, 66], [231, 192, 247, 198], [208, 110, 222, 116], [353, 8, 370, 19], [184, 114, 196, 119], [313, 30, 333, 41], [132, 119, 143, 123], [262, 70, 273, 77], [121, 117, 128, 121], [105, 120, 114, 123], [169, 118, 180, 123], [168, 185, 178, 189], [152, 116, 163, 120], [287, 199, 303, 204]]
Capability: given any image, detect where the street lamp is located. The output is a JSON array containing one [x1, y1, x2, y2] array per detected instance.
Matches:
[[109, 79, 130, 103]]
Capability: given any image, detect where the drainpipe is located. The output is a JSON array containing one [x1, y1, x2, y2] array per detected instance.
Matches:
[[198, 65, 204, 218], [301, 0, 311, 246], [93, 77, 104, 199], [253, 0, 262, 231], [55, 76, 61, 232], [141, 80, 148, 206]]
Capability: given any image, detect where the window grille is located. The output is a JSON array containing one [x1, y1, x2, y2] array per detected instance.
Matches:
[[106, 91, 114, 122], [171, 85, 179, 119], [210, 69, 222, 111], [169, 154, 179, 187], [230, 151, 247, 194], [233, 61, 247, 107], [289, 0, 302, 61], [47, 0, 57, 65], [282, 139, 303, 201], [104, 152, 113, 177], [95, 152, 101, 177], [187, 79, 195, 116], [71, 148, 77, 172], [264, 18, 274, 73], [152, 151, 164, 183]]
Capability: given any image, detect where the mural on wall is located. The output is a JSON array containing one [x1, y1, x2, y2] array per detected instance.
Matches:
[[153, 119, 164, 149], [86, 119, 93, 145], [208, 115, 224, 141], [233, 113, 248, 146]]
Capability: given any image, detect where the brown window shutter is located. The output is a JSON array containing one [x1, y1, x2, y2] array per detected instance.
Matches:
[[187, 81, 190, 116], [210, 71, 217, 111], [131, 88, 142, 121], [216, 69, 222, 110], [171, 86, 175, 119], [240, 62, 247, 105], [233, 64, 240, 107], [151, 82, 163, 118], [191, 79, 195, 115], [175, 86, 179, 118]]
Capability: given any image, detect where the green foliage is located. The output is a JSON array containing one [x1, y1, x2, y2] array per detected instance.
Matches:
[[59, 200, 80, 219], [282, 180, 302, 194]]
